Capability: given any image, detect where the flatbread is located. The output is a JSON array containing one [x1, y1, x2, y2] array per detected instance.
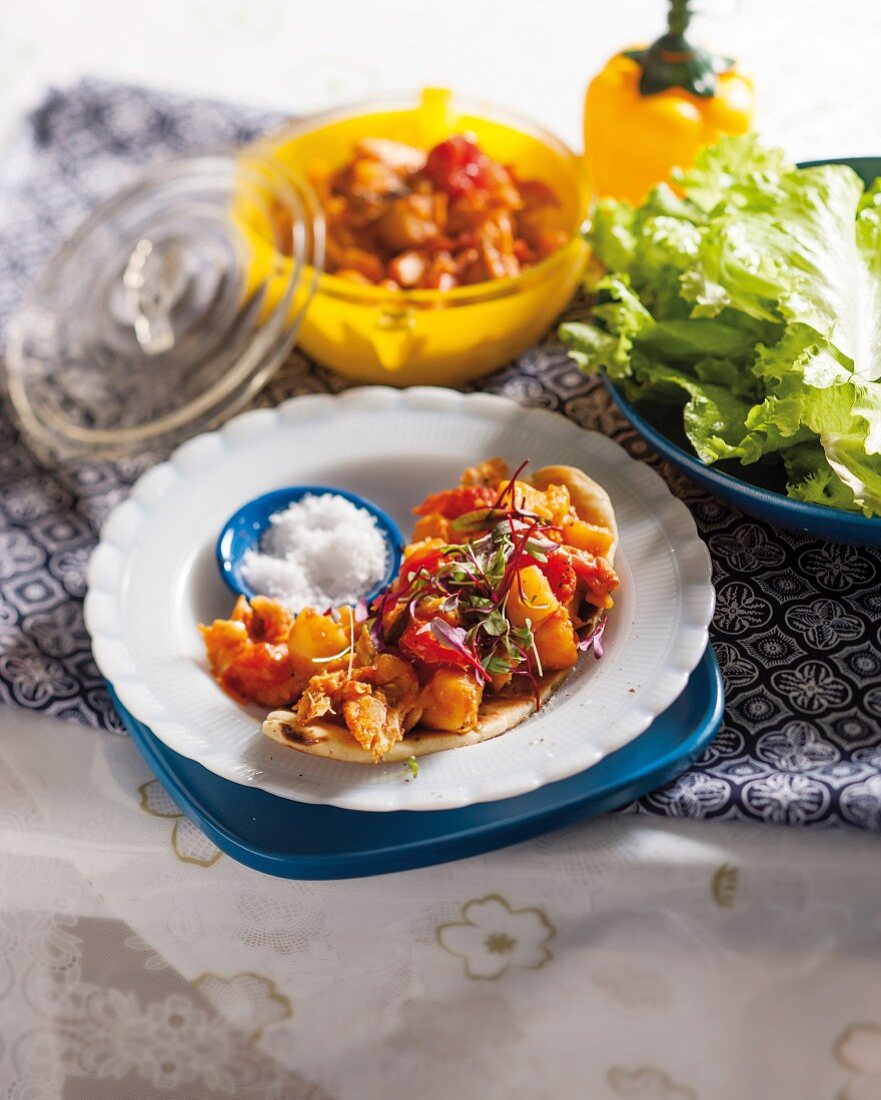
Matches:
[[262, 671, 566, 764], [261, 463, 616, 764], [528, 464, 618, 566]]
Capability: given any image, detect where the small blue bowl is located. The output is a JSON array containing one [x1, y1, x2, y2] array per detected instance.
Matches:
[[216, 486, 405, 605]]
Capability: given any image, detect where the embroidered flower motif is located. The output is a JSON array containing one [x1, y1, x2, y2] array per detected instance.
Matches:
[[648, 773, 730, 818], [742, 773, 829, 825], [756, 569, 818, 603], [137, 780, 221, 867], [854, 589, 881, 618], [234, 892, 325, 955], [0, 475, 71, 524], [826, 714, 878, 752], [194, 972, 292, 1041], [840, 776, 881, 830], [713, 581, 772, 635], [731, 687, 786, 729], [0, 531, 45, 581], [714, 642, 757, 688], [799, 544, 876, 592], [785, 599, 862, 648], [711, 523, 786, 572], [607, 1066, 697, 1099], [756, 721, 840, 772], [0, 602, 18, 636], [841, 644, 881, 680], [693, 498, 731, 528], [864, 687, 881, 719], [834, 1023, 881, 1100], [24, 602, 89, 657], [47, 545, 91, 598], [746, 625, 804, 667], [770, 661, 852, 713], [715, 756, 772, 782], [437, 895, 555, 980], [0, 648, 78, 706], [711, 863, 739, 909], [73, 986, 267, 1093], [699, 725, 745, 765]]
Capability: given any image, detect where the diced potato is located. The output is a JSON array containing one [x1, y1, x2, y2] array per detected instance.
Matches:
[[562, 517, 614, 557], [288, 608, 350, 663], [539, 482, 572, 524], [506, 565, 559, 630], [412, 513, 451, 542], [387, 250, 428, 288], [420, 668, 481, 731], [496, 480, 554, 519], [534, 608, 578, 671]]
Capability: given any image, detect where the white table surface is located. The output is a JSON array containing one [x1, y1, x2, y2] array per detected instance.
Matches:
[[2, 1, 881, 1097]]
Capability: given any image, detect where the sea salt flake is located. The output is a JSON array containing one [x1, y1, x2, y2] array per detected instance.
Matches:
[[241, 493, 388, 610]]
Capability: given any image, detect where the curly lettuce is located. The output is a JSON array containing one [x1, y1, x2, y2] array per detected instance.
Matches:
[[559, 134, 881, 517]]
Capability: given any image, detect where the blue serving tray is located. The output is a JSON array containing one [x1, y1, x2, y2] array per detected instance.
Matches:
[[110, 645, 723, 880]]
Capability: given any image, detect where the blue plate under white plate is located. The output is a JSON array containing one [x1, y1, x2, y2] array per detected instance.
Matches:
[[600, 156, 881, 549], [86, 388, 714, 813], [109, 644, 723, 879]]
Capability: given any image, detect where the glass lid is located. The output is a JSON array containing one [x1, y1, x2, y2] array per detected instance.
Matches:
[[6, 152, 324, 458]]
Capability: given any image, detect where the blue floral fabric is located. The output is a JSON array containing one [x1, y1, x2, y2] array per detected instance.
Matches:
[[0, 80, 879, 829]]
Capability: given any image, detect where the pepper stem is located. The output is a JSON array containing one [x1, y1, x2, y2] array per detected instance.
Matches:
[[624, 0, 733, 98]]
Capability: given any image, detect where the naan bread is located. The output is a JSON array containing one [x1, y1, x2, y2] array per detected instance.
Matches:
[[261, 464, 616, 764], [262, 671, 566, 763]]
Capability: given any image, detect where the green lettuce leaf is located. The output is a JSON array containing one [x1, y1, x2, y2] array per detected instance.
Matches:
[[558, 132, 881, 515]]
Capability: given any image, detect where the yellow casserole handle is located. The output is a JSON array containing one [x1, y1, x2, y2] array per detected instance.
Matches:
[[417, 87, 453, 148], [370, 305, 417, 372]]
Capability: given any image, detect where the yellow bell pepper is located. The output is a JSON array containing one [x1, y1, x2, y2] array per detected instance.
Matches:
[[584, 0, 754, 204]]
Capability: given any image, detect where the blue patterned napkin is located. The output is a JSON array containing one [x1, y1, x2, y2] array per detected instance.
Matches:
[[1, 79, 879, 829]]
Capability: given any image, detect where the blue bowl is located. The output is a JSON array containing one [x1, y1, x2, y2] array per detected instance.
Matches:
[[216, 486, 405, 605], [600, 155, 881, 548], [602, 375, 881, 545]]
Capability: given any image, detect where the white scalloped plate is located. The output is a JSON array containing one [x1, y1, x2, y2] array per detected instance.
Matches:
[[85, 387, 714, 812]]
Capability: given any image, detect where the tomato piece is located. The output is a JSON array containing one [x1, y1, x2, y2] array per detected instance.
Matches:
[[398, 544, 445, 581], [424, 136, 490, 198], [536, 549, 576, 604], [413, 484, 498, 519], [398, 619, 470, 670]]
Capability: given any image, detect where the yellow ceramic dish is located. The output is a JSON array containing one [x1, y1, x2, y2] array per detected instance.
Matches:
[[242, 89, 589, 387]]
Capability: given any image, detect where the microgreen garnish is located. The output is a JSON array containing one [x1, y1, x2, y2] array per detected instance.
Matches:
[[361, 461, 610, 707], [406, 755, 419, 779], [577, 615, 607, 658]]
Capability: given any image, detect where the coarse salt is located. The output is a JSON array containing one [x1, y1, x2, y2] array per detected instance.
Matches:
[[241, 493, 389, 610]]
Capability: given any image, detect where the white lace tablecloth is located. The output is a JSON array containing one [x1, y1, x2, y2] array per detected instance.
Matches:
[[3, 1, 881, 1096], [3, 706, 881, 1100]]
